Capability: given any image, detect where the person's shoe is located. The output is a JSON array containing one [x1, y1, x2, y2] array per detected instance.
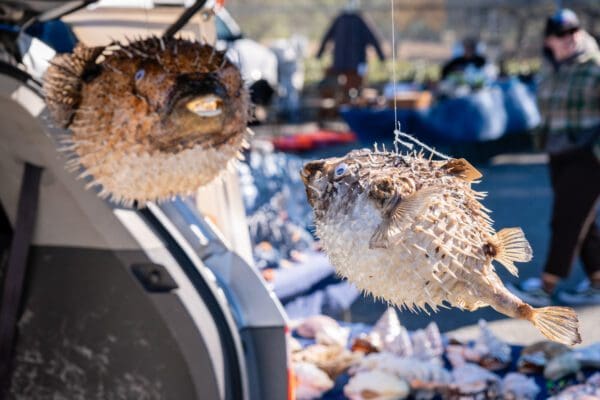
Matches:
[[557, 279, 600, 305], [506, 277, 552, 307]]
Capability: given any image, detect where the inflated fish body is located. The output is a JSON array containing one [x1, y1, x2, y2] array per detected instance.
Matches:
[[301, 149, 580, 345], [44, 36, 250, 205]]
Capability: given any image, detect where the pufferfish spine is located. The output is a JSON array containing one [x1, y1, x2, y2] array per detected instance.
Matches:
[[43, 36, 251, 207], [44, 44, 104, 128]]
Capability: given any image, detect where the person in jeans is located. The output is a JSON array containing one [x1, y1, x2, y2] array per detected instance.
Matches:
[[509, 9, 600, 306]]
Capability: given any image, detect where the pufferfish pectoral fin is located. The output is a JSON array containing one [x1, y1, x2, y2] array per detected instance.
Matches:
[[369, 186, 441, 249], [487, 227, 533, 276], [442, 158, 482, 182]]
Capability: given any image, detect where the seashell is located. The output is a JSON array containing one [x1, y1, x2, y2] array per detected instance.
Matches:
[[411, 329, 437, 360], [544, 351, 581, 381], [452, 362, 501, 384], [521, 341, 570, 359], [574, 343, 600, 369], [350, 352, 451, 385], [293, 362, 334, 400], [518, 340, 570, 374], [446, 344, 490, 369], [587, 372, 600, 386], [445, 344, 468, 368], [344, 370, 410, 400], [425, 322, 444, 357], [292, 344, 361, 379], [554, 374, 600, 400], [441, 363, 502, 399], [501, 372, 540, 400], [315, 324, 350, 348], [473, 319, 512, 370], [518, 351, 547, 374], [385, 325, 413, 357], [292, 344, 343, 365], [369, 307, 403, 350], [294, 315, 339, 339], [288, 336, 303, 353], [351, 334, 380, 355]]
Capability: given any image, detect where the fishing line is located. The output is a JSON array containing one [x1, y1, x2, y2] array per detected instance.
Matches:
[[390, 0, 399, 153]]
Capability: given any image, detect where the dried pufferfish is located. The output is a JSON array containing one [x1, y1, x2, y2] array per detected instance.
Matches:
[[43, 36, 250, 206], [301, 149, 581, 345]]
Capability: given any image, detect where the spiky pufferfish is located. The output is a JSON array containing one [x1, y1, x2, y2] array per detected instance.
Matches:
[[43, 36, 250, 206], [301, 149, 581, 346]]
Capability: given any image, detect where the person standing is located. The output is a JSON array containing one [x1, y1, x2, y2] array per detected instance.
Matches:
[[509, 9, 600, 306], [316, 2, 385, 77]]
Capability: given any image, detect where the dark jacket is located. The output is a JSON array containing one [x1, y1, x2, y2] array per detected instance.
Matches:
[[317, 11, 385, 72]]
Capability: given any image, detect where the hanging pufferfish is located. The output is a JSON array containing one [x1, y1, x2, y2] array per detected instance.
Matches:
[[43, 36, 250, 206], [301, 148, 581, 346]]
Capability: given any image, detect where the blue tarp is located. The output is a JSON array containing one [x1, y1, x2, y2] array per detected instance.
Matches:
[[341, 78, 540, 146]]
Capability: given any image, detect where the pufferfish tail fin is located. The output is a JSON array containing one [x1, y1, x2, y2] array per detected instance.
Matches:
[[525, 305, 581, 346], [488, 227, 533, 276], [44, 43, 104, 128]]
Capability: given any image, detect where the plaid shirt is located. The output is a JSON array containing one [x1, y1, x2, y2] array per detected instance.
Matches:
[[537, 32, 600, 159]]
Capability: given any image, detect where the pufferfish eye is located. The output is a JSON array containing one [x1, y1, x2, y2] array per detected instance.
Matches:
[[334, 163, 349, 179], [134, 69, 145, 81]]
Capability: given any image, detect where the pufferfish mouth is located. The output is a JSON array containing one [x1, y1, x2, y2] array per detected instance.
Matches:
[[186, 95, 223, 117], [165, 73, 228, 117], [301, 160, 328, 207]]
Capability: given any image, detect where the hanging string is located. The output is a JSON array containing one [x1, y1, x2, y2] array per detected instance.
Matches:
[[390, 0, 399, 154], [395, 131, 451, 160], [388, 0, 449, 160]]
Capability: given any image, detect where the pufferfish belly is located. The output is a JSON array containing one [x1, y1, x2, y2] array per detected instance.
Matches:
[[317, 195, 491, 313]]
